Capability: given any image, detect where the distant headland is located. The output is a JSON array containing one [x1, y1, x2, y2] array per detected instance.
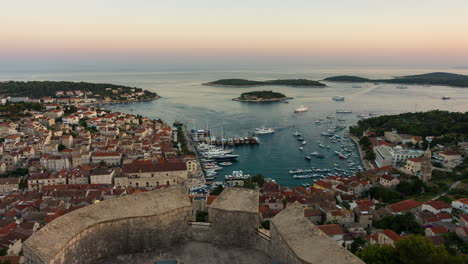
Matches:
[[323, 72, 468, 87], [203, 78, 326, 87], [0, 81, 160, 103], [233, 90, 292, 102]]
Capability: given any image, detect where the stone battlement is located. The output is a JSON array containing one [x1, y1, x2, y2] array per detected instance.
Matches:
[[24, 187, 363, 264]]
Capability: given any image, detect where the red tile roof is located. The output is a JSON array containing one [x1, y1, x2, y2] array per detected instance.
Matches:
[[382, 229, 401, 241], [424, 200, 451, 210], [408, 157, 424, 163], [440, 150, 460, 156], [318, 224, 343, 236], [122, 162, 187, 173], [389, 199, 422, 213], [428, 226, 449, 234]]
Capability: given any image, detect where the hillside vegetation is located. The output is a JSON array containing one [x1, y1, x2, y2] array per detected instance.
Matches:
[[324, 72, 468, 87], [205, 78, 326, 87]]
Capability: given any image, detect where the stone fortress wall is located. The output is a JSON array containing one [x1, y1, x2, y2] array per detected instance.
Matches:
[[23, 187, 363, 264]]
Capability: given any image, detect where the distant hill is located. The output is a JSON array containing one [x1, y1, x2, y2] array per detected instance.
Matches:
[[323, 72, 468, 87], [204, 78, 326, 87], [0, 81, 159, 101]]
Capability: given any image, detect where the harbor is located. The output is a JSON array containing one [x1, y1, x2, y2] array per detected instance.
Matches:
[[186, 108, 366, 186]]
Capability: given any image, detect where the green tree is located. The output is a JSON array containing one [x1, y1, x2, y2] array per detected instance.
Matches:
[[210, 185, 224, 195], [99, 160, 107, 167], [350, 237, 367, 253], [365, 150, 376, 160], [195, 211, 208, 222], [261, 220, 270, 230], [359, 136, 372, 148], [58, 144, 66, 152], [356, 244, 396, 264]]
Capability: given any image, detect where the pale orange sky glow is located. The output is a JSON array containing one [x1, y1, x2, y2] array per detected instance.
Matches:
[[2, 0, 468, 66]]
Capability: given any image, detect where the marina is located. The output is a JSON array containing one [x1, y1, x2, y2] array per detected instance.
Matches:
[[42, 67, 465, 187]]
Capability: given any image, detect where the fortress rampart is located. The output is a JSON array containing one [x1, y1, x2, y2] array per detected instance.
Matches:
[[24, 187, 363, 264]]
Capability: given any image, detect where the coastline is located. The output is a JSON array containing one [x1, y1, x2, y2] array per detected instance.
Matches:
[[232, 97, 293, 102], [348, 134, 373, 171], [203, 83, 326, 88], [93, 96, 161, 105]]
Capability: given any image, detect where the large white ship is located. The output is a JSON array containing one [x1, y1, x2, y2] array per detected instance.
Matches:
[[294, 105, 309, 112]]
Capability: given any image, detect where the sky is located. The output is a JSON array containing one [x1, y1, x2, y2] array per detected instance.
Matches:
[[1, 0, 468, 70]]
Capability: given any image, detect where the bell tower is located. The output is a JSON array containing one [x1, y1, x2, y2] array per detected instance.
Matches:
[[420, 146, 432, 182]]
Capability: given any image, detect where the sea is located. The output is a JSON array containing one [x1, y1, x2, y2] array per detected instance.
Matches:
[[1, 66, 468, 187]]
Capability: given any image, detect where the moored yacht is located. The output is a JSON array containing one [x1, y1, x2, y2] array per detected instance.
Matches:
[[254, 126, 275, 134], [294, 105, 309, 112], [332, 96, 345, 101]]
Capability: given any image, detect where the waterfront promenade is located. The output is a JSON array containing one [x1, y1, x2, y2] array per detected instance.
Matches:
[[348, 134, 373, 171]]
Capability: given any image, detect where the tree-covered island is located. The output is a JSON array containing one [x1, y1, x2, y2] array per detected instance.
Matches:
[[204, 78, 326, 87], [233, 90, 291, 102], [323, 72, 468, 87], [0, 81, 160, 103]]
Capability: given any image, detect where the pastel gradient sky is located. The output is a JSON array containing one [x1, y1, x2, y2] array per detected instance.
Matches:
[[2, 0, 468, 68]]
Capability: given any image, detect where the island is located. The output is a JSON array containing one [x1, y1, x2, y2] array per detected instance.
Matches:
[[233, 90, 292, 102], [0, 81, 160, 103], [323, 72, 468, 87], [203, 78, 326, 87]]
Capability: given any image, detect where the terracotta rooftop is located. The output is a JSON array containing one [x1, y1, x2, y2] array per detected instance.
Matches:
[[123, 162, 187, 174], [428, 226, 449, 234], [424, 200, 451, 210], [317, 224, 343, 236], [440, 150, 460, 156], [389, 199, 422, 213], [382, 229, 401, 241]]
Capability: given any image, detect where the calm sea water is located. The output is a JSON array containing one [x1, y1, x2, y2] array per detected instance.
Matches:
[[1, 66, 468, 186]]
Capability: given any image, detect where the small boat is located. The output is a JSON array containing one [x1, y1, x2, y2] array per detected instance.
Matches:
[[302, 141, 307, 145], [336, 109, 352, 114], [318, 143, 325, 148], [326, 115, 334, 119], [281, 100, 289, 104], [369, 112, 376, 116], [299, 147, 304, 150], [298, 137, 304, 141], [315, 120, 321, 124], [305, 155, 311, 160], [357, 114, 366, 118], [310, 152, 319, 156], [396, 85, 408, 89], [316, 154, 325, 158], [294, 105, 309, 113], [442, 96, 451, 100], [292, 131, 300, 136], [219, 162, 233, 166], [332, 96, 345, 101], [254, 126, 275, 134]]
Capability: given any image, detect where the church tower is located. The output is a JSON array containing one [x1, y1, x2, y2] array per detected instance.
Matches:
[[421, 146, 432, 182]]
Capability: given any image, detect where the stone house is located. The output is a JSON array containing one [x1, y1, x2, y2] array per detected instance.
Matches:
[[422, 200, 452, 214], [90, 168, 115, 185], [0, 178, 20, 193], [379, 174, 400, 188]]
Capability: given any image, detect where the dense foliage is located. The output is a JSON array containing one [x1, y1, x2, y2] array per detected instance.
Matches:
[[0, 81, 158, 99], [325, 72, 468, 87], [323, 75, 372, 82], [366, 186, 403, 203], [0, 102, 44, 120], [207, 78, 325, 87], [239, 90, 286, 100], [373, 212, 423, 234], [176, 127, 195, 155], [349, 110, 468, 138], [356, 235, 468, 264]]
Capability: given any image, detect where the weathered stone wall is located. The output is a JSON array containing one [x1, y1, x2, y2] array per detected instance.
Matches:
[[23, 188, 192, 264], [24, 187, 364, 264]]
